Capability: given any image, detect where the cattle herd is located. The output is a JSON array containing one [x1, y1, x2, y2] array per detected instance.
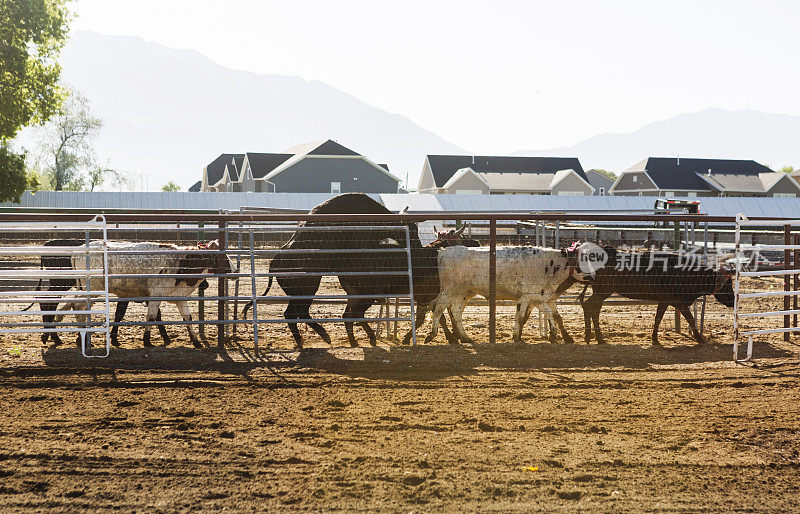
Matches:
[[23, 193, 735, 351]]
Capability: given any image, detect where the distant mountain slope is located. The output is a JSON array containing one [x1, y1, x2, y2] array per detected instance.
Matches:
[[52, 31, 465, 189], [519, 108, 800, 173]]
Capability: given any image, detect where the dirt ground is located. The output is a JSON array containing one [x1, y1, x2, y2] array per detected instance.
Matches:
[[1, 272, 800, 511]]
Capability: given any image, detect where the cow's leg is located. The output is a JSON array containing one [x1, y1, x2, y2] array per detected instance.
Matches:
[[155, 309, 171, 345], [585, 294, 611, 344], [349, 298, 377, 346], [582, 295, 593, 343], [110, 301, 128, 347], [448, 298, 474, 344], [401, 307, 429, 345], [175, 300, 202, 348], [41, 301, 60, 345], [143, 301, 160, 347], [677, 303, 705, 345], [424, 301, 447, 344], [283, 301, 305, 349], [651, 303, 668, 346], [549, 304, 574, 344], [343, 302, 359, 348], [513, 300, 530, 343]]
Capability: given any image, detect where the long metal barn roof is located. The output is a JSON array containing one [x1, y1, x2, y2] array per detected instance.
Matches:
[[3, 191, 800, 218]]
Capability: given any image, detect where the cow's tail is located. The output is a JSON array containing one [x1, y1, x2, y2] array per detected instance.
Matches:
[[242, 275, 273, 318], [20, 278, 45, 312]]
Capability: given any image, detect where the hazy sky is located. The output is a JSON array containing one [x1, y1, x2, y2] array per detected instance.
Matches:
[[72, 0, 800, 154]]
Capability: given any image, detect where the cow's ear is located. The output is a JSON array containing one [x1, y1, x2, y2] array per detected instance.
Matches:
[[206, 240, 220, 250]]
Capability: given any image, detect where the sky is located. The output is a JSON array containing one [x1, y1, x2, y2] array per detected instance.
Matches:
[[71, 0, 800, 155]]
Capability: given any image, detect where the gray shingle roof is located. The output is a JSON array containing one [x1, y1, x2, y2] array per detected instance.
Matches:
[[625, 157, 774, 191], [205, 153, 243, 186], [427, 155, 587, 188], [245, 152, 293, 179]]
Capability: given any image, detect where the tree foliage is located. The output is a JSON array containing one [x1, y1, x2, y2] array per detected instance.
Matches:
[[590, 168, 617, 180], [779, 166, 795, 174], [0, 0, 72, 141], [0, 142, 27, 202], [161, 181, 181, 192], [36, 90, 102, 190], [0, 0, 72, 202]]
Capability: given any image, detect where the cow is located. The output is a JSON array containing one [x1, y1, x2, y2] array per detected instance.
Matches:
[[22, 238, 197, 348], [424, 245, 593, 344], [241, 193, 476, 348], [577, 246, 734, 345], [53, 240, 233, 348]]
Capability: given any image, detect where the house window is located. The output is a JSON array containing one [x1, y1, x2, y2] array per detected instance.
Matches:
[[632, 175, 638, 183], [599, 187, 605, 196], [774, 193, 796, 198], [557, 191, 584, 196], [455, 189, 483, 195], [663, 191, 674, 197], [687, 192, 698, 198], [331, 182, 341, 194]]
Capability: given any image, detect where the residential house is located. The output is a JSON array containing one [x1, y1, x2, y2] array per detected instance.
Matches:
[[202, 140, 400, 193], [188, 181, 202, 192], [417, 155, 593, 195], [610, 157, 800, 198], [585, 169, 615, 196]]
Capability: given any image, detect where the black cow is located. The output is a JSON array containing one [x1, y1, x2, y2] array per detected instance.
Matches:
[[241, 194, 472, 349], [577, 247, 734, 345]]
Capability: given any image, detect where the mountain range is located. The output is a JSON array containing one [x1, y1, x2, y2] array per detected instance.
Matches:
[[522, 108, 800, 174], [53, 31, 465, 190], [26, 31, 800, 190]]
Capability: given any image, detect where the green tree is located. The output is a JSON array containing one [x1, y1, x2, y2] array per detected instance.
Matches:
[[37, 90, 102, 190], [779, 166, 795, 174], [0, 143, 27, 202], [161, 181, 181, 192], [0, 0, 72, 201], [590, 169, 617, 180]]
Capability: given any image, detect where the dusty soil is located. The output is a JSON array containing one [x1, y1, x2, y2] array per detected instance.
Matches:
[[1, 265, 800, 510]]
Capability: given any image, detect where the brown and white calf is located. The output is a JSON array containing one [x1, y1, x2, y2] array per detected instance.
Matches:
[[55, 240, 234, 348], [425, 245, 592, 344]]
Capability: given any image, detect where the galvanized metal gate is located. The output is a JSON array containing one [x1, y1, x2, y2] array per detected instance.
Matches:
[[733, 214, 800, 362], [0, 216, 111, 357]]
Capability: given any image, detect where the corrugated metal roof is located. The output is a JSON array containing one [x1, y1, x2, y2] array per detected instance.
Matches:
[[3, 192, 800, 219]]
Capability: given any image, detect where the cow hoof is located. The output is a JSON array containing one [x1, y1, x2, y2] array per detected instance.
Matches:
[[651, 339, 661, 347], [110, 338, 121, 348], [563, 337, 575, 345], [192, 341, 203, 349], [40, 334, 49, 344], [448, 339, 461, 346]]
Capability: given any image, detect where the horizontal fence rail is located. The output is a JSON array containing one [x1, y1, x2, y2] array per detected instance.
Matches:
[[0, 209, 795, 359]]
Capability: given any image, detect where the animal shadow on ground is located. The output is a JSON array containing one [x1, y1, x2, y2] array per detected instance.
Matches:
[[35, 340, 795, 378]]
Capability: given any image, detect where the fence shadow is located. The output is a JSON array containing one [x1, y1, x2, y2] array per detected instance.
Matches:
[[32, 340, 797, 379]]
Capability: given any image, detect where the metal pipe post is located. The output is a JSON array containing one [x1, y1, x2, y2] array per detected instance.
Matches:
[[249, 230, 259, 353], [489, 219, 497, 344], [198, 221, 205, 339], [218, 220, 228, 349], [785, 224, 791, 342]]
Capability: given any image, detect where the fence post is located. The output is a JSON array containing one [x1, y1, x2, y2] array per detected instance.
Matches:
[[218, 220, 228, 349], [198, 221, 205, 339], [794, 234, 799, 335], [489, 218, 497, 344], [785, 224, 791, 342]]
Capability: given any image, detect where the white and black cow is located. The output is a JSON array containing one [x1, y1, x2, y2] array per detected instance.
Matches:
[[425, 245, 593, 344], [54, 240, 234, 348]]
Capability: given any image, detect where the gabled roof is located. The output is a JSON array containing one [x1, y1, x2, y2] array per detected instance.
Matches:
[[625, 157, 774, 191], [447, 167, 594, 193], [245, 152, 293, 179], [205, 153, 243, 186], [696, 171, 798, 193], [188, 180, 202, 192], [225, 163, 239, 182], [283, 139, 360, 157], [426, 155, 587, 188]]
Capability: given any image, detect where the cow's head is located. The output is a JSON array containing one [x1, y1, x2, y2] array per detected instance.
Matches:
[[713, 268, 735, 307], [199, 239, 236, 275], [430, 224, 480, 248], [563, 241, 606, 283]]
